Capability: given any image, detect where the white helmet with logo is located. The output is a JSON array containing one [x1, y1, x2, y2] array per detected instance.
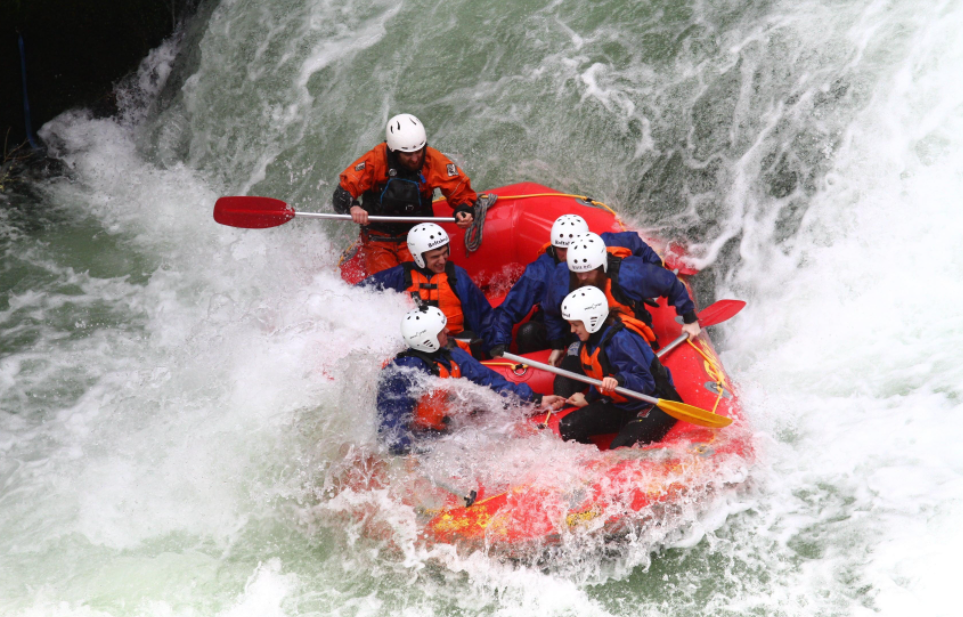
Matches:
[[566, 232, 608, 273], [407, 223, 450, 268], [551, 214, 589, 248], [386, 113, 428, 153], [401, 306, 448, 353], [561, 286, 610, 334]]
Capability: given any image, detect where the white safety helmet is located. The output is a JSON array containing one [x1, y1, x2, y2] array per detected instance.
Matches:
[[401, 306, 448, 353], [386, 113, 427, 153], [567, 232, 608, 273], [561, 286, 610, 334], [551, 214, 590, 248], [407, 223, 450, 268]]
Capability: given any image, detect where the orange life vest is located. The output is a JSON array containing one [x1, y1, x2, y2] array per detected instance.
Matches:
[[601, 278, 657, 343], [569, 247, 659, 346], [411, 357, 462, 431], [536, 242, 557, 259], [580, 319, 652, 404], [403, 262, 465, 335]]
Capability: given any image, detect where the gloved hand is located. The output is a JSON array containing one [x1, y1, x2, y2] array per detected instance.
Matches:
[[489, 344, 506, 357]]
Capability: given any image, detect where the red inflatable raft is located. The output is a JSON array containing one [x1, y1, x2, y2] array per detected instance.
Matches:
[[336, 182, 754, 549]]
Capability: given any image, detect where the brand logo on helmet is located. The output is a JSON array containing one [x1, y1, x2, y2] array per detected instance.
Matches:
[[427, 236, 447, 249]]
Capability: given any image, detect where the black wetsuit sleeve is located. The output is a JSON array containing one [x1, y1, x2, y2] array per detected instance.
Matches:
[[333, 184, 360, 214], [452, 202, 475, 219]]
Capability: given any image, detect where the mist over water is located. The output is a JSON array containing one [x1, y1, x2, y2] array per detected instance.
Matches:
[[3, 0, 963, 615]]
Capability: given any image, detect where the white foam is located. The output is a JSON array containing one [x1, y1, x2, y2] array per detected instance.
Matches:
[[721, 0, 963, 613], [7, 0, 963, 614]]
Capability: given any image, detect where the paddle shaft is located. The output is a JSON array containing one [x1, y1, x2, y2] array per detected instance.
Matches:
[[657, 334, 689, 359], [502, 353, 661, 406], [423, 475, 478, 508], [295, 212, 456, 223], [657, 299, 747, 358]]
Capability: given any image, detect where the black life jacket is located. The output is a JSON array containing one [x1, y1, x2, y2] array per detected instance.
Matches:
[[362, 148, 433, 236]]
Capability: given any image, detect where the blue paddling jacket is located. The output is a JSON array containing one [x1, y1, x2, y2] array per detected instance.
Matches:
[[489, 231, 664, 348], [579, 321, 664, 413], [377, 347, 543, 454], [358, 262, 495, 346], [543, 255, 697, 349]]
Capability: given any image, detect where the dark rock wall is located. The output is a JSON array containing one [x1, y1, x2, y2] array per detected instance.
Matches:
[[2, 0, 201, 154]]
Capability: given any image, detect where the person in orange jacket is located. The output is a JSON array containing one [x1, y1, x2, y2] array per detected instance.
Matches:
[[333, 113, 478, 274]]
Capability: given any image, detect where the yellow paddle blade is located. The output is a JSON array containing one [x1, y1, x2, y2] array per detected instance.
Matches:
[[656, 398, 733, 429]]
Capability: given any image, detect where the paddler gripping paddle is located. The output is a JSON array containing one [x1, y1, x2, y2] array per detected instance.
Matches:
[[501, 299, 747, 429], [503, 352, 732, 429], [213, 196, 456, 229], [656, 299, 746, 359]]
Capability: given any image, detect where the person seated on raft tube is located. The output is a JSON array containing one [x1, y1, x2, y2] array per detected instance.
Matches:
[[543, 232, 702, 392], [557, 286, 683, 448], [488, 214, 665, 358], [378, 306, 566, 455], [357, 222, 494, 356], [332, 113, 478, 274]]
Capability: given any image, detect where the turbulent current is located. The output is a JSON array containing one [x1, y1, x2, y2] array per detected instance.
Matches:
[[2, 0, 962, 614]]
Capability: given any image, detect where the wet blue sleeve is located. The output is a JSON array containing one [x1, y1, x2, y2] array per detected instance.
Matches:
[[357, 265, 406, 293], [452, 349, 540, 402], [603, 331, 657, 412], [619, 259, 696, 321], [542, 263, 572, 348], [601, 231, 663, 266], [608, 331, 657, 395], [376, 356, 426, 455], [489, 256, 553, 347], [456, 266, 495, 348]]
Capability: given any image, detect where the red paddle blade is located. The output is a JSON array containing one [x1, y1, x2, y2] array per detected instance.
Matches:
[[213, 196, 296, 229], [697, 299, 747, 328]]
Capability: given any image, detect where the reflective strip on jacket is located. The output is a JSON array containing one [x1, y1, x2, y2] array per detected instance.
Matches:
[[336, 143, 477, 236]]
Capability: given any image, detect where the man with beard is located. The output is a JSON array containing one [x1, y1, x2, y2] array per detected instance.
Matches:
[[333, 113, 477, 274]]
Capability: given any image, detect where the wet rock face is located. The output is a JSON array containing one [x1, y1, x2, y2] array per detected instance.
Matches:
[[1, 0, 199, 153]]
